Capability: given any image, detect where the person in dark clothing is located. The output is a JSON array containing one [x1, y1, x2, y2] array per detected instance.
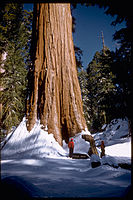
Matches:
[[88, 146, 93, 157], [68, 138, 74, 158], [100, 140, 105, 158]]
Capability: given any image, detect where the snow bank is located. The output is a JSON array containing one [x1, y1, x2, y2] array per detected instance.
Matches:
[[94, 118, 129, 146], [105, 118, 128, 139], [1, 118, 91, 159], [105, 139, 131, 158], [1, 118, 67, 159], [94, 118, 131, 159], [101, 156, 118, 167], [1, 117, 131, 162]]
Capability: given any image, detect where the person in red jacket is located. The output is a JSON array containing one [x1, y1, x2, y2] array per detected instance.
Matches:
[[68, 138, 74, 158]]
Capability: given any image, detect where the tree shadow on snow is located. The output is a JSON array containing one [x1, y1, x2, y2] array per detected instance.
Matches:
[[0, 176, 44, 199]]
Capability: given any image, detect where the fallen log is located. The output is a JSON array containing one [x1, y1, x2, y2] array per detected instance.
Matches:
[[72, 153, 89, 159], [103, 162, 131, 170], [82, 135, 98, 155], [118, 163, 131, 170]]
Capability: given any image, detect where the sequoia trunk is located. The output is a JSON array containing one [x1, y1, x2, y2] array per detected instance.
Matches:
[[27, 3, 87, 146]]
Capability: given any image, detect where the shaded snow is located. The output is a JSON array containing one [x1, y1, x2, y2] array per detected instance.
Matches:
[[63, 132, 90, 155], [1, 158, 131, 198], [94, 118, 129, 147]]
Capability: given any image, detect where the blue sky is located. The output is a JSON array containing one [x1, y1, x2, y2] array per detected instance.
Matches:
[[72, 4, 126, 68], [24, 3, 126, 69]]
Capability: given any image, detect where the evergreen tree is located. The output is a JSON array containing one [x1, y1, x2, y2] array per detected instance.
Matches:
[[111, 21, 132, 135], [72, 0, 132, 134], [86, 47, 116, 132], [84, 0, 133, 134], [74, 46, 83, 69], [78, 69, 91, 129], [0, 3, 32, 136]]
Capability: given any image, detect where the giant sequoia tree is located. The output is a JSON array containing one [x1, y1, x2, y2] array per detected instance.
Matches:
[[26, 3, 87, 146]]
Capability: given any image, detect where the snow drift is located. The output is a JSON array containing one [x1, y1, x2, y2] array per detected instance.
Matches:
[[1, 117, 90, 159], [94, 118, 129, 147], [1, 117, 131, 161], [1, 118, 66, 159]]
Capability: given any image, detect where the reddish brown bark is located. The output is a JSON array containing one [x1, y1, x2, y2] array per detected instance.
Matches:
[[27, 3, 87, 146], [82, 135, 98, 155]]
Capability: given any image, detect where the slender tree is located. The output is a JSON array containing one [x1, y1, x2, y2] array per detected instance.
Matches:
[[26, 4, 87, 146]]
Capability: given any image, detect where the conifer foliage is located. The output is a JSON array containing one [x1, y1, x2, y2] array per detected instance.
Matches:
[[78, 69, 90, 129], [84, 0, 133, 135], [78, 47, 116, 132], [87, 48, 116, 129], [0, 3, 32, 137]]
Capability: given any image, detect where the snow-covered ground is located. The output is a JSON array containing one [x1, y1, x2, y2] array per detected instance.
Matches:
[[1, 157, 131, 198], [1, 118, 131, 198]]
